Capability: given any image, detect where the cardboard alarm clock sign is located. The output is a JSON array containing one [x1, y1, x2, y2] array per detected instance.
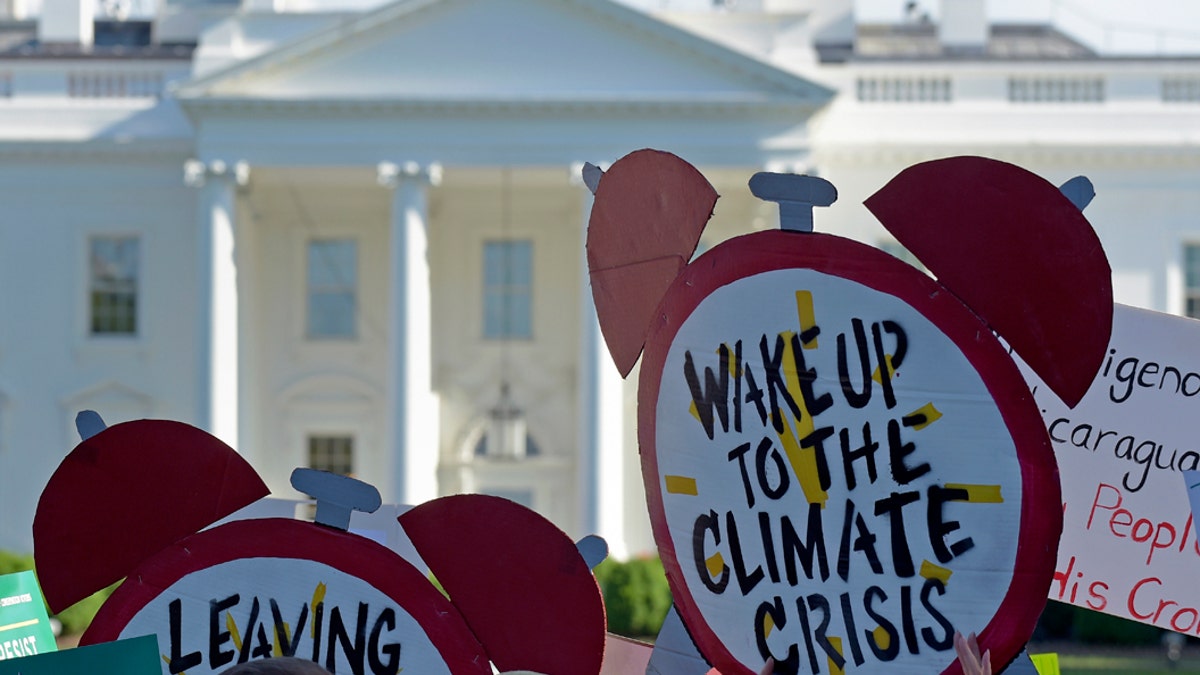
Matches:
[[33, 415, 606, 675], [585, 151, 1113, 674]]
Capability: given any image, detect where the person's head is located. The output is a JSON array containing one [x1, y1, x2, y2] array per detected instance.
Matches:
[[218, 657, 333, 675]]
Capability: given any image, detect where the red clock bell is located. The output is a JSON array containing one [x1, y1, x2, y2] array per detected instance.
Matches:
[[585, 150, 1112, 675]]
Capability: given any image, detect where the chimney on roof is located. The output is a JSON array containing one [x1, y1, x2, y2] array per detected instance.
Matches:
[[39, 0, 94, 48], [939, 0, 986, 54]]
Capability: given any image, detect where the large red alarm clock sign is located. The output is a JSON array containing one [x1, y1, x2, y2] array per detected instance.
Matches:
[[585, 150, 1113, 674], [643, 232, 1052, 674]]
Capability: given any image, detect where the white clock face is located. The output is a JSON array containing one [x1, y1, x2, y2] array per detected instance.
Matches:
[[652, 267, 1024, 674], [119, 557, 453, 675]]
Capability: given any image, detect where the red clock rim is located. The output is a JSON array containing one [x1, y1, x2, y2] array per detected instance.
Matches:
[[81, 517, 492, 675], [638, 230, 1061, 675]]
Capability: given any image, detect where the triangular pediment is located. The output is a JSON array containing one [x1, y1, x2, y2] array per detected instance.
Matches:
[[177, 0, 831, 106]]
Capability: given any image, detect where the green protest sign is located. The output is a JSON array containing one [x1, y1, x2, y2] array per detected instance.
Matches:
[[0, 571, 55, 662], [0, 634, 159, 674]]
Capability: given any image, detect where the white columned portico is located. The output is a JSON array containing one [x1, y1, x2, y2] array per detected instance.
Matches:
[[185, 159, 248, 449], [378, 161, 441, 506], [574, 163, 627, 558]]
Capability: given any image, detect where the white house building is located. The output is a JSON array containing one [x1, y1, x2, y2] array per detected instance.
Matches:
[[1, 0, 1198, 559]]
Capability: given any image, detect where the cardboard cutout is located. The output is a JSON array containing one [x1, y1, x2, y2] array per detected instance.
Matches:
[[586, 151, 1112, 674], [401, 494, 607, 675], [35, 415, 609, 675], [587, 149, 717, 376], [34, 418, 491, 675], [865, 157, 1112, 408], [33, 419, 269, 613]]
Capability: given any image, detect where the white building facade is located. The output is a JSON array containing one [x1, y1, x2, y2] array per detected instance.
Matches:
[[1, 0, 1198, 558]]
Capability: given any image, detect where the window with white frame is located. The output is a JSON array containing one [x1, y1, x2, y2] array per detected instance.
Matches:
[[1185, 244, 1200, 319], [306, 239, 358, 339], [89, 235, 139, 335], [307, 434, 355, 476], [483, 240, 533, 339]]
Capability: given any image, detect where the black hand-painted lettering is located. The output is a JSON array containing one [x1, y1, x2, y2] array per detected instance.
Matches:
[[236, 597, 261, 664], [782, 504, 830, 583], [758, 511, 782, 584], [754, 596, 800, 675], [874, 491, 920, 578], [837, 319, 873, 408], [760, 334, 805, 433], [684, 348, 730, 440], [927, 485, 974, 563], [756, 437, 790, 501], [887, 419, 930, 485], [744, 364, 769, 429], [251, 623, 273, 659], [839, 592, 866, 667], [311, 601, 325, 664], [920, 578, 955, 651], [852, 512, 884, 575], [871, 322, 898, 409], [836, 499, 856, 582], [882, 321, 907, 372], [726, 511, 765, 596], [799, 426, 835, 492], [840, 422, 880, 490], [208, 593, 240, 669], [269, 599, 308, 657], [693, 510, 729, 594], [168, 598, 202, 673], [863, 586, 900, 661], [327, 603, 368, 675], [794, 596, 820, 674], [727, 442, 756, 509], [789, 332, 833, 417], [899, 585, 919, 655], [368, 608, 402, 675], [733, 340, 743, 433], [807, 593, 844, 671]]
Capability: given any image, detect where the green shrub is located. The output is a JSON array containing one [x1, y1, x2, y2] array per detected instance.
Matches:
[[0, 550, 34, 576], [1072, 606, 1163, 645], [55, 585, 116, 635], [0, 550, 114, 636], [594, 556, 673, 638]]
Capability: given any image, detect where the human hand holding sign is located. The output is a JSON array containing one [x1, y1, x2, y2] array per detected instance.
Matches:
[[954, 632, 992, 675]]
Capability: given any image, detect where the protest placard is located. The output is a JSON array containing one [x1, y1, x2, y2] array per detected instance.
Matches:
[[640, 231, 1058, 674], [1021, 304, 1200, 632], [0, 571, 55, 662], [586, 152, 1109, 674], [0, 634, 158, 674]]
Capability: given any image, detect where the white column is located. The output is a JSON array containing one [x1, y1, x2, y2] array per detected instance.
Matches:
[[574, 163, 627, 559], [378, 161, 441, 506], [186, 159, 248, 449]]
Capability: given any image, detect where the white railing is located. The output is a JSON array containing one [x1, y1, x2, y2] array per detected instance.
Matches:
[[1162, 77, 1200, 103], [857, 77, 952, 102], [1008, 77, 1105, 103], [67, 71, 163, 98]]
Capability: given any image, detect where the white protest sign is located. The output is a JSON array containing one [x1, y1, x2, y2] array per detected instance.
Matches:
[[641, 234, 1058, 674], [1021, 303, 1200, 631]]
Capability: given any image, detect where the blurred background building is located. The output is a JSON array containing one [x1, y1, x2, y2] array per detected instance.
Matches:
[[1, 0, 1198, 557]]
